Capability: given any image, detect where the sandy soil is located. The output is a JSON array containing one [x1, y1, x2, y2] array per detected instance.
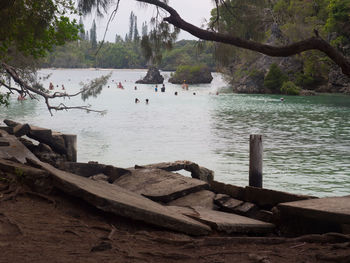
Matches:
[[0, 183, 349, 263]]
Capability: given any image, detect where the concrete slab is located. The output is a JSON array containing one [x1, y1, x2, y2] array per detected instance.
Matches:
[[32, 159, 211, 236], [245, 186, 316, 208], [168, 190, 215, 209], [113, 168, 209, 202], [172, 206, 274, 234], [0, 130, 39, 163], [277, 196, 350, 225], [214, 194, 243, 212]]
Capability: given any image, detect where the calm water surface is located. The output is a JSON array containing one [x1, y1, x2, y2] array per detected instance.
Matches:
[[1, 69, 349, 197]]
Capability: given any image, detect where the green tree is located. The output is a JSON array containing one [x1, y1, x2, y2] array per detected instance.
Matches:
[[0, 0, 109, 114], [264, 63, 288, 93], [133, 16, 140, 42], [78, 17, 86, 40], [128, 12, 135, 42], [90, 19, 97, 49]]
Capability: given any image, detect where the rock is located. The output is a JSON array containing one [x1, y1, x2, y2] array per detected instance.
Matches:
[[300, 89, 316, 96], [3, 119, 20, 127], [135, 160, 214, 183], [210, 180, 245, 200], [214, 194, 243, 212], [244, 186, 316, 209], [176, 206, 275, 234], [0, 159, 52, 194], [0, 138, 10, 147], [230, 23, 302, 94], [168, 65, 213, 84], [277, 196, 350, 225], [0, 129, 39, 163], [168, 190, 216, 209], [89, 173, 109, 182], [113, 168, 209, 203], [234, 202, 258, 216], [136, 66, 164, 84], [275, 196, 350, 235], [59, 162, 130, 183], [326, 66, 350, 94], [12, 123, 30, 137], [32, 159, 211, 236]]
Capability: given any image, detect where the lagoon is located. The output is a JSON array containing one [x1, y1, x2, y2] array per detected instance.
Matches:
[[1, 68, 349, 197]]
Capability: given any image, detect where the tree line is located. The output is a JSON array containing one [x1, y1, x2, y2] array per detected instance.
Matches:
[[40, 13, 216, 70]]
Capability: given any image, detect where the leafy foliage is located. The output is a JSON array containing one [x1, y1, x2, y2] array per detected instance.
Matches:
[[264, 63, 288, 93], [325, 0, 350, 46], [81, 72, 112, 101], [281, 81, 301, 95], [0, 0, 80, 60], [41, 39, 216, 70]]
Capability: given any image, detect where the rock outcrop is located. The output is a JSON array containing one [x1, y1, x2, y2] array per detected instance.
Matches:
[[136, 66, 164, 84], [230, 23, 302, 94]]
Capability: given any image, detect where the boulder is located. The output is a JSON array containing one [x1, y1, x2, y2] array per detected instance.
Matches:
[[136, 66, 164, 84]]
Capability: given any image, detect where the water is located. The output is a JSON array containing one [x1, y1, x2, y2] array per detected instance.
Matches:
[[1, 69, 349, 197]]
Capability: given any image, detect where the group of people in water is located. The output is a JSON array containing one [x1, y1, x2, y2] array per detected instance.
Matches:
[[49, 82, 65, 91]]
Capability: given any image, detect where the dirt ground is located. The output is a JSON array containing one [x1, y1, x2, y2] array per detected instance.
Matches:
[[0, 183, 349, 263]]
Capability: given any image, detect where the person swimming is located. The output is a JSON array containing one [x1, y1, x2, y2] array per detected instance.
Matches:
[[175, 91, 178, 96], [135, 98, 140, 103], [146, 99, 149, 104]]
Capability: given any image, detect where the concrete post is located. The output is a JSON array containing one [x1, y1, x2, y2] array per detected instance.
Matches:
[[63, 134, 77, 162], [249, 134, 263, 188]]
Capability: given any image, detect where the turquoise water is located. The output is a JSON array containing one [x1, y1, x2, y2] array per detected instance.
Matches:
[[1, 69, 349, 197]]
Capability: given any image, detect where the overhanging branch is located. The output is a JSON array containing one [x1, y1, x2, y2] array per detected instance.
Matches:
[[2, 62, 106, 116], [137, 0, 350, 77]]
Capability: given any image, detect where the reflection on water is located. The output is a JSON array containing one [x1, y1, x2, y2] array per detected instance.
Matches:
[[0, 69, 349, 197], [209, 94, 350, 196]]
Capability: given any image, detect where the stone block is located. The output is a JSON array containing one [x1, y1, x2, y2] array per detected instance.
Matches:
[[214, 194, 243, 213], [113, 168, 209, 203], [4, 119, 20, 127], [234, 202, 258, 216], [244, 186, 316, 209], [0, 138, 10, 146], [210, 180, 245, 200], [182, 207, 274, 234], [33, 159, 212, 236], [12, 123, 30, 137], [168, 190, 216, 209], [63, 134, 77, 162]]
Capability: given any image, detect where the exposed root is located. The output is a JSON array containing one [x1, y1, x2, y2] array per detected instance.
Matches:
[[107, 224, 116, 240]]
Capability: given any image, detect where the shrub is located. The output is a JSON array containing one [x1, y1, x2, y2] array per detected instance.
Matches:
[[281, 81, 301, 95], [264, 63, 288, 93]]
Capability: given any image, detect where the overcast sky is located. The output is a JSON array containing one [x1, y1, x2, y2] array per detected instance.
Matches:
[[80, 0, 215, 42]]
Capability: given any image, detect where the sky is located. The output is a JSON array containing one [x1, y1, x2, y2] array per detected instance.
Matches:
[[79, 0, 215, 42]]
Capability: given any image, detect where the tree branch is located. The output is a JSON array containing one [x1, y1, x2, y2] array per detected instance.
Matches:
[[137, 0, 350, 77], [2, 62, 106, 116]]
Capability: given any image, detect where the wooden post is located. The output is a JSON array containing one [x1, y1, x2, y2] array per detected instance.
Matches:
[[249, 134, 263, 188]]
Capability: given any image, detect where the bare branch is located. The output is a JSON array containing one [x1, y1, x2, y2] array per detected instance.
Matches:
[[2, 62, 108, 116], [136, 0, 350, 77]]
